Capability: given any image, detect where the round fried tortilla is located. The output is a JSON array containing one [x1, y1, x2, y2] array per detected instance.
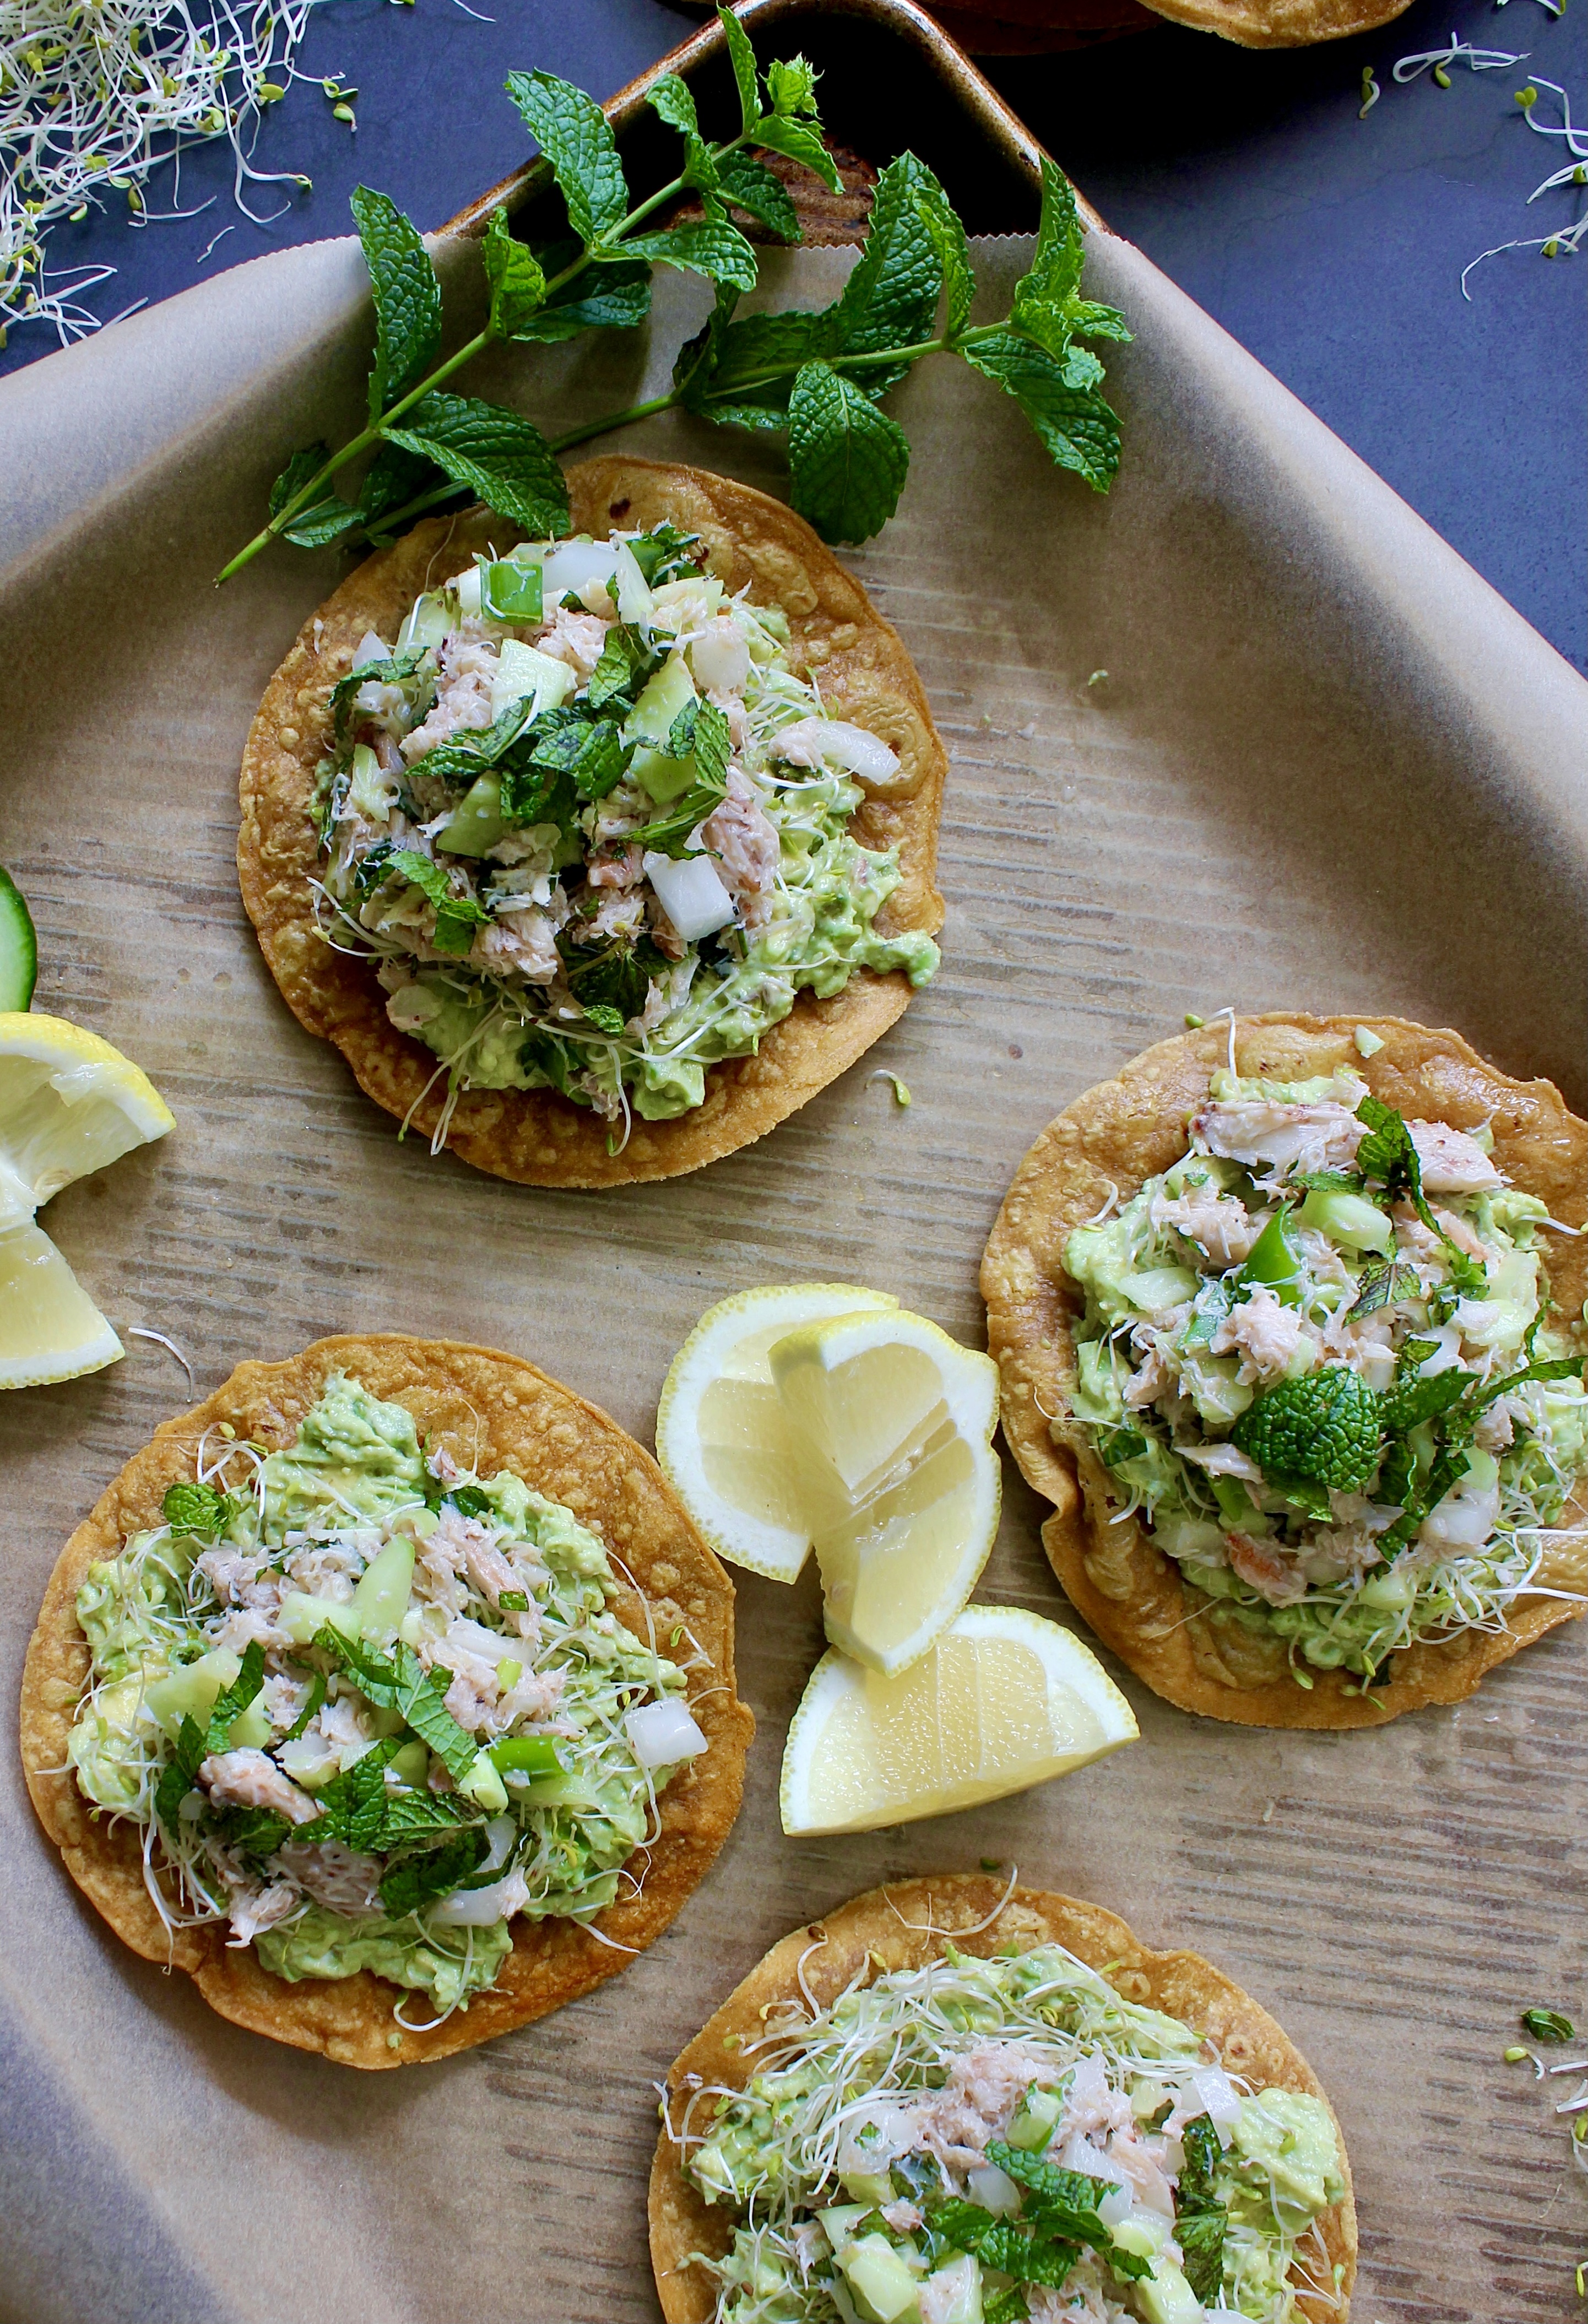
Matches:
[[238, 458, 946, 1188], [20, 1332, 754, 2068], [982, 1014, 1588, 1730], [649, 1873, 1357, 2322]]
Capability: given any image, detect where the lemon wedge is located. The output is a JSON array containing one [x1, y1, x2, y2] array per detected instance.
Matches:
[[780, 1606, 1138, 1836], [656, 1283, 899, 1582], [768, 1309, 1001, 1675], [0, 1012, 175, 1389]]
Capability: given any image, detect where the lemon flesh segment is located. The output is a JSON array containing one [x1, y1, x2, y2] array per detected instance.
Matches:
[[655, 1283, 897, 1581], [0, 1011, 174, 1231], [0, 1221, 123, 1389], [781, 1606, 1138, 1836], [769, 1311, 1001, 1675]]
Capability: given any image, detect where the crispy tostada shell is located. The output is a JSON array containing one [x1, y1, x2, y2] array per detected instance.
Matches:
[[237, 458, 946, 1188], [21, 1332, 752, 2067], [981, 1013, 1587, 1728], [648, 1872, 1357, 2321]]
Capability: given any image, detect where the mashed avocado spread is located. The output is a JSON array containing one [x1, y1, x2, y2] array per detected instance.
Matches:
[[678, 1940, 1344, 2324], [1063, 1066, 1588, 1687], [315, 523, 937, 1136], [67, 1377, 705, 2018]]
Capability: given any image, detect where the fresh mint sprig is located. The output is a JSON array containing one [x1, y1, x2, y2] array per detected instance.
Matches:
[[219, 20, 1129, 579]]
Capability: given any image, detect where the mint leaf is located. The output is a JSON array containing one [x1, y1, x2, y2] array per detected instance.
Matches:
[[1231, 1366, 1384, 1494], [766, 55, 819, 117], [481, 207, 547, 338], [350, 186, 443, 422], [284, 1667, 327, 1741], [380, 392, 570, 537], [749, 112, 841, 194], [506, 704, 630, 803], [788, 359, 910, 543], [717, 2, 761, 135], [962, 327, 1121, 491], [205, 1638, 268, 1754], [1069, 297, 1132, 343], [295, 1735, 407, 1851], [665, 696, 732, 784], [586, 623, 655, 709], [378, 1825, 488, 1917], [905, 154, 974, 336], [218, 1805, 292, 1860], [162, 1481, 233, 1539], [403, 697, 533, 786], [684, 305, 824, 428], [620, 210, 758, 293], [385, 852, 491, 955], [829, 153, 941, 382], [1013, 157, 1085, 340], [648, 72, 718, 193], [155, 1711, 208, 1831], [714, 149, 799, 242], [268, 445, 364, 548], [357, 442, 445, 534], [311, 1627, 479, 1780], [506, 242, 650, 343], [504, 70, 627, 244]]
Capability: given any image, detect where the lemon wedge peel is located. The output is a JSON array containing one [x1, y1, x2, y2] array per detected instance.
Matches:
[[655, 1283, 899, 1583], [779, 1604, 1139, 1838], [0, 1012, 174, 1390], [767, 1308, 1002, 1677]]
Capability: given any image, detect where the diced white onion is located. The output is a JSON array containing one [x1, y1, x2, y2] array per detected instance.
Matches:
[[614, 538, 656, 626], [1189, 2067, 1242, 2136], [769, 716, 901, 784], [535, 539, 622, 600], [965, 2164, 1021, 2215], [642, 849, 737, 943], [351, 629, 389, 673], [624, 1698, 708, 1769]]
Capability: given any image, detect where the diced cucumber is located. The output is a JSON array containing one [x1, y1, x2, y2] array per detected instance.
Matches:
[[0, 866, 38, 1011]]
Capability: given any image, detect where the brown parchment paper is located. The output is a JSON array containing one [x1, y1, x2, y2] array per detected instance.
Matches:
[[2, 226, 1586, 2324]]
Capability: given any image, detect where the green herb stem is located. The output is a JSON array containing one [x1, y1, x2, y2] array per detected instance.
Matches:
[[217, 133, 749, 586]]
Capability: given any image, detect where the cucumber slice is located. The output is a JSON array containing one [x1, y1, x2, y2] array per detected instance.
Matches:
[[0, 868, 37, 1011]]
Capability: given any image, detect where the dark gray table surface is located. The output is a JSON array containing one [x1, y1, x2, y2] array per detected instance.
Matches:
[[2, 0, 1582, 670]]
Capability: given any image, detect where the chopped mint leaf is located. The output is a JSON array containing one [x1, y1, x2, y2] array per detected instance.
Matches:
[[350, 185, 443, 421], [219, 1804, 292, 1860], [378, 1824, 488, 1917], [445, 1484, 492, 1518], [481, 207, 547, 340], [204, 1637, 267, 1754], [1381, 1360, 1476, 1434], [665, 696, 732, 785], [385, 853, 490, 955], [628, 522, 703, 586], [154, 1711, 207, 1832], [400, 697, 532, 786], [502, 70, 627, 245], [162, 1481, 234, 1539], [310, 1626, 479, 1780], [1521, 2006, 1575, 2042], [284, 1667, 327, 1741], [583, 1004, 626, 1036], [788, 359, 910, 544]]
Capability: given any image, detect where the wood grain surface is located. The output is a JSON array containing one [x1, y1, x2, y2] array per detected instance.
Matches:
[[0, 239, 1584, 2324]]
